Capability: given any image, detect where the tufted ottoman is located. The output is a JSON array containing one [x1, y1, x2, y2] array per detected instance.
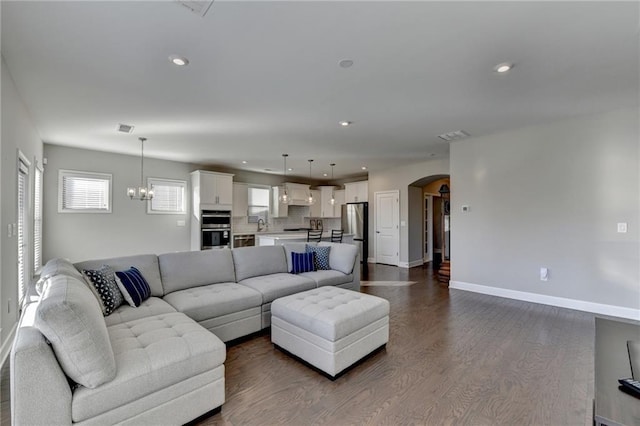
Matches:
[[271, 286, 389, 378]]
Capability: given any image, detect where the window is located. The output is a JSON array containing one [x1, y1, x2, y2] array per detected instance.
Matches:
[[58, 170, 112, 213], [34, 162, 43, 272], [248, 186, 270, 223], [147, 178, 187, 214], [17, 152, 31, 303]]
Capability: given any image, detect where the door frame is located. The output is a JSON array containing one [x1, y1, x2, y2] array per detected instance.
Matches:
[[374, 190, 400, 266], [424, 193, 433, 263]]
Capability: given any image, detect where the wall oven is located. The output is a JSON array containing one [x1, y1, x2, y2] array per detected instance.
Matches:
[[201, 210, 231, 249]]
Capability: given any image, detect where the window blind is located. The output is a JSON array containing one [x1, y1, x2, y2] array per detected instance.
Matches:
[[59, 170, 111, 212], [18, 161, 28, 302], [148, 178, 186, 214], [34, 166, 43, 272]]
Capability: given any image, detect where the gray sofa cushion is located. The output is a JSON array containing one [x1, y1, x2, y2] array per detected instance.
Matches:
[[36, 258, 85, 295], [75, 254, 164, 297], [103, 297, 176, 326], [72, 312, 226, 423], [159, 249, 236, 294], [318, 242, 359, 275], [34, 275, 116, 389], [232, 246, 288, 282], [238, 273, 316, 304], [300, 269, 353, 287], [163, 282, 263, 322]]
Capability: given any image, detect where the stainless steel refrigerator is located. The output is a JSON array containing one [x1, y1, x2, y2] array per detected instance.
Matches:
[[341, 202, 368, 279]]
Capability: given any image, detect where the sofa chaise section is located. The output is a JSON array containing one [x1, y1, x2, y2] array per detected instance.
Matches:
[[12, 259, 226, 426]]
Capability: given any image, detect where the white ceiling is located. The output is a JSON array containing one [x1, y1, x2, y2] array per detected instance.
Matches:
[[2, 1, 638, 181]]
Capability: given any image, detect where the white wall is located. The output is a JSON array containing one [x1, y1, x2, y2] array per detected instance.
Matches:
[[450, 108, 640, 313], [368, 158, 449, 265], [1, 57, 43, 350], [43, 145, 193, 262], [408, 185, 424, 266]]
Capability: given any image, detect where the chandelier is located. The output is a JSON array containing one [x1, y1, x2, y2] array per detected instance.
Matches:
[[307, 159, 316, 205], [329, 163, 336, 205], [278, 154, 289, 204], [127, 137, 154, 201]]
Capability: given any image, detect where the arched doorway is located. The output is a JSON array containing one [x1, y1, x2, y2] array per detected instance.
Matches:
[[408, 175, 450, 272]]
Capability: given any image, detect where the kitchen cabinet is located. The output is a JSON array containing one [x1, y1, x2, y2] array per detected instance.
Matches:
[[191, 170, 234, 213], [318, 186, 341, 218], [271, 186, 289, 217], [334, 189, 346, 206], [284, 182, 310, 205], [345, 180, 368, 203], [309, 190, 322, 217], [232, 183, 248, 216]]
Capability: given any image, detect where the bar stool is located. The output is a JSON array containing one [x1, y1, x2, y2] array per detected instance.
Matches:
[[330, 229, 343, 243]]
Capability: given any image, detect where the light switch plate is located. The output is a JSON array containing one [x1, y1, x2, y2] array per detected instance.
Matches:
[[617, 223, 628, 233]]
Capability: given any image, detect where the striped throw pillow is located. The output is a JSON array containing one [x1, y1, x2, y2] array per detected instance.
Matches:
[[291, 252, 316, 274], [114, 267, 151, 307]]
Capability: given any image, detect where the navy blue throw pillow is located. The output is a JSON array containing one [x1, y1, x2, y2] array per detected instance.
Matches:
[[115, 267, 151, 307], [291, 252, 316, 274]]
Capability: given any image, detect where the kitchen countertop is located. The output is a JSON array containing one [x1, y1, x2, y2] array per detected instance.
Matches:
[[256, 231, 353, 239]]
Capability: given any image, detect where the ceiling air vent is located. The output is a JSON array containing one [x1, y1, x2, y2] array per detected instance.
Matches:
[[438, 130, 469, 142], [117, 123, 135, 134], [175, 1, 214, 17]]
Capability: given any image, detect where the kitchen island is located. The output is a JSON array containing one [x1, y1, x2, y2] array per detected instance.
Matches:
[[256, 231, 354, 246]]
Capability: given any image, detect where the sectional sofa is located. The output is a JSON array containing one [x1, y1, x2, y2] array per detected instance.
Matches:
[[10, 242, 360, 425]]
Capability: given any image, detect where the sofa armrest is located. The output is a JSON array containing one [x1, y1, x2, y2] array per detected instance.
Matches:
[[11, 306, 72, 425]]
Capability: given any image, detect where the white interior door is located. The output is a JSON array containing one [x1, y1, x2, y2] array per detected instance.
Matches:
[[375, 190, 399, 266]]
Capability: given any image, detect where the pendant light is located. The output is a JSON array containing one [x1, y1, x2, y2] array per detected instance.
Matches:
[[278, 154, 289, 204], [127, 137, 154, 201], [329, 163, 336, 205], [307, 159, 316, 205]]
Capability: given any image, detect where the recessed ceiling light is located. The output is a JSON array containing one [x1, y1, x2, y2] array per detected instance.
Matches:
[[339, 121, 352, 127], [288, 168, 293, 171], [323, 173, 328, 177], [169, 55, 189, 66], [242, 160, 247, 164], [339, 59, 354, 68], [361, 166, 367, 170], [494, 62, 513, 73]]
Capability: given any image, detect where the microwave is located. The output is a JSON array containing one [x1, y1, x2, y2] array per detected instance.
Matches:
[[202, 229, 231, 249], [201, 210, 232, 229]]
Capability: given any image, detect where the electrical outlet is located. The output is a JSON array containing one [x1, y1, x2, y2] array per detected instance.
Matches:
[[176, 220, 186, 227], [540, 267, 549, 282], [7, 224, 11, 238], [617, 223, 628, 233]]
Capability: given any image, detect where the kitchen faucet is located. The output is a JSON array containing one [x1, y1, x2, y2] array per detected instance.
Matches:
[[257, 218, 265, 232]]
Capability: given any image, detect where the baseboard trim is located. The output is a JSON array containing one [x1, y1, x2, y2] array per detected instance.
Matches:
[[367, 257, 375, 264], [398, 260, 423, 269], [450, 281, 640, 321], [1, 323, 17, 367]]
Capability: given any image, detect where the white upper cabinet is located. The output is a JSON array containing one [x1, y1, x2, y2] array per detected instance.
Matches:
[[232, 183, 248, 216], [318, 186, 341, 218], [334, 189, 346, 206], [309, 190, 322, 217], [271, 186, 289, 217], [191, 171, 234, 213], [344, 180, 368, 203]]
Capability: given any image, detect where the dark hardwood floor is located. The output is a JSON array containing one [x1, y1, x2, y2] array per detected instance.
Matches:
[[1, 263, 595, 425]]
